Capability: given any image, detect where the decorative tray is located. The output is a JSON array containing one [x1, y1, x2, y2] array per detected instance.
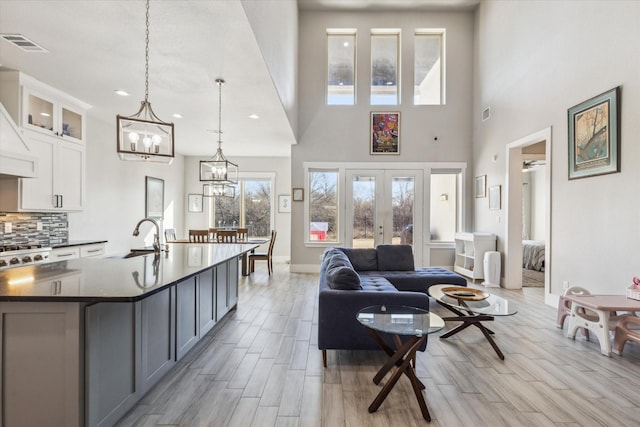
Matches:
[[442, 286, 489, 301]]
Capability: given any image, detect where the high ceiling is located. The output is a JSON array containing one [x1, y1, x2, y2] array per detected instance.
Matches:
[[0, 0, 478, 158]]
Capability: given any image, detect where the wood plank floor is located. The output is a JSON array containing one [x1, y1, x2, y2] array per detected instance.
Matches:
[[116, 264, 640, 426]]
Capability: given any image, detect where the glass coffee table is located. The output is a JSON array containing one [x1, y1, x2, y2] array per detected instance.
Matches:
[[428, 284, 517, 360], [356, 305, 444, 422]]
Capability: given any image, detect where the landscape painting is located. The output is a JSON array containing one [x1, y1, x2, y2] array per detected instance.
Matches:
[[568, 87, 620, 179]]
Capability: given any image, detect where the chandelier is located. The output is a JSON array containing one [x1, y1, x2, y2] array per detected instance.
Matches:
[[200, 78, 238, 197], [116, 0, 174, 163]]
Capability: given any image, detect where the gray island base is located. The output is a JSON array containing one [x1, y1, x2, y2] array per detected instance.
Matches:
[[0, 243, 256, 427]]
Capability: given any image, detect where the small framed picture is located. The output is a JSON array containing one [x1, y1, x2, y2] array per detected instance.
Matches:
[[293, 188, 304, 201], [475, 175, 487, 198], [188, 193, 203, 213], [145, 176, 164, 219], [489, 185, 502, 210], [278, 195, 291, 213]]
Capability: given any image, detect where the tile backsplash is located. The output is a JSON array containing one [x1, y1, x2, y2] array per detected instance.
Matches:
[[0, 212, 68, 247]]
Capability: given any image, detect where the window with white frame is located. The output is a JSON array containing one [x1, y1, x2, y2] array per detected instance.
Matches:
[[371, 30, 400, 105], [212, 178, 273, 238], [308, 169, 339, 243], [429, 170, 461, 242], [327, 29, 356, 105], [414, 30, 445, 105]]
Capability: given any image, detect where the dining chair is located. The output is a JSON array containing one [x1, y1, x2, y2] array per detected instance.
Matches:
[[236, 227, 248, 241], [249, 230, 277, 275], [164, 228, 177, 242], [217, 230, 237, 243], [189, 229, 210, 242], [208, 228, 218, 241]]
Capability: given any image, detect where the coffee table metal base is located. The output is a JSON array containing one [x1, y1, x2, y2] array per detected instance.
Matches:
[[437, 301, 505, 360], [365, 329, 432, 422]]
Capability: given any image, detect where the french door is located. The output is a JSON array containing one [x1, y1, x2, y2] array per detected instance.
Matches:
[[345, 169, 423, 260]]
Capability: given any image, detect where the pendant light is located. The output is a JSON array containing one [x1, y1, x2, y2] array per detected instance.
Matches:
[[202, 183, 236, 198], [200, 78, 238, 195], [116, 0, 175, 163]]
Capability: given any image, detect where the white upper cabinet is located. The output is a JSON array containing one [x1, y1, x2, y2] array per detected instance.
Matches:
[[0, 71, 90, 145], [0, 71, 89, 211]]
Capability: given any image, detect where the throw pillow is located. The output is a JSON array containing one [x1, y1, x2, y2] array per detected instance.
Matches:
[[326, 265, 362, 290], [376, 244, 415, 271], [341, 248, 378, 271]]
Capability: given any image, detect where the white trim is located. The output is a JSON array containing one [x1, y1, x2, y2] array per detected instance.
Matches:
[[505, 127, 552, 304]]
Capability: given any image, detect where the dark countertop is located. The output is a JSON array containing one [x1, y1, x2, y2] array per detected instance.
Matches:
[[52, 240, 108, 248], [0, 243, 257, 303]]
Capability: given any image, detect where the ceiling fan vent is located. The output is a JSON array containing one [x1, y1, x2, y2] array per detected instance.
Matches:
[[1, 34, 48, 53]]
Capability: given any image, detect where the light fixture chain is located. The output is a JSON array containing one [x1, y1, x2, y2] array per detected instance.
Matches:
[[144, 0, 150, 102], [218, 80, 223, 146]]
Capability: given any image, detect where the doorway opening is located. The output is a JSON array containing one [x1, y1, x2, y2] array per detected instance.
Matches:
[[505, 127, 552, 303]]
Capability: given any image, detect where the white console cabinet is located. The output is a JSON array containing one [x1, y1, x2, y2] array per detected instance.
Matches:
[[454, 232, 496, 281]]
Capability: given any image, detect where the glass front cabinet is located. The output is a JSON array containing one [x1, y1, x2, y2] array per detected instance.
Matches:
[[0, 71, 89, 145]]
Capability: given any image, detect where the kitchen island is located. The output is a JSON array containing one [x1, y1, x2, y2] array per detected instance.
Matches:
[[0, 243, 257, 427]]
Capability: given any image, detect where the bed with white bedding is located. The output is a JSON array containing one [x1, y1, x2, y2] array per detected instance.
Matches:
[[523, 240, 545, 271]]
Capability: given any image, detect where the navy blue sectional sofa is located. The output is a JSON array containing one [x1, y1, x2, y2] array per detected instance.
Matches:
[[318, 245, 467, 366]]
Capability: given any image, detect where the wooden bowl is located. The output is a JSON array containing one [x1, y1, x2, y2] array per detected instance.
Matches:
[[441, 286, 490, 301]]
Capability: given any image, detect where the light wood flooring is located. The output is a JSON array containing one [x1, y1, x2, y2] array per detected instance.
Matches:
[[116, 264, 640, 427]]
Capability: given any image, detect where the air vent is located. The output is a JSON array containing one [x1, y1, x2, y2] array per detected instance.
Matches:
[[1, 34, 48, 53], [482, 106, 491, 121]]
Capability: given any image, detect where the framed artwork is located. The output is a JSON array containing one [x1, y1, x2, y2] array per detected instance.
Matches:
[[568, 86, 620, 179], [188, 193, 203, 213], [278, 195, 291, 213], [145, 176, 164, 219], [489, 185, 502, 210], [475, 175, 487, 198], [292, 188, 304, 201], [370, 112, 400, 154]]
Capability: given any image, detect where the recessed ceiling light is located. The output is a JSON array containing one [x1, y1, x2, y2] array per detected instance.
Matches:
[[172, 113, 183, 119], [248, 114, 259, 119], [114, 90, 130, 97]]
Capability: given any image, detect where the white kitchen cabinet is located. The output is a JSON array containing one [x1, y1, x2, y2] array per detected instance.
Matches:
[[453, 232, 496, 281], [80, 243, 106, 258], [0, 71, 89, 144], [50, 246, 81, 261], [0, 129, 85, 211]]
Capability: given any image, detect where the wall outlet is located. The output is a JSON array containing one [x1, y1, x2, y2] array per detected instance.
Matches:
[[36, 222, 43, 231], [3, 222, 11, 233], [563, 280, 570, 290]]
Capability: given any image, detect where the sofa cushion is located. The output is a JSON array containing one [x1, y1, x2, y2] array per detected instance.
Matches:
[[326, 266, 362, 290], [376, 244, 415, 271], [360, 276, 398, 292], [322, 248, 353, 269], [366, 267, 467, 292], [340, 248, 378, 271]]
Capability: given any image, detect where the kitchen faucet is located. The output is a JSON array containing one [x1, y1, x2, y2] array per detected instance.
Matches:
[[132, 218, 161, 253]]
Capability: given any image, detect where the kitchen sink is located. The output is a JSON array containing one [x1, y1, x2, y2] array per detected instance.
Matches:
[[110, 249, 156, 259]]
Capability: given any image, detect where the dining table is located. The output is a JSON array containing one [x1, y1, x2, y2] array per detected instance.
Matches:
[[168, 238, 269, 276]]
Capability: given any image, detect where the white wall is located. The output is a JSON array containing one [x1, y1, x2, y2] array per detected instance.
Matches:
[[292, 10, 475, 268], [473, 1, 640, 295], [528, 167, 546, 241], [241, 0, 298, 135], [68, 115, 185, 256]]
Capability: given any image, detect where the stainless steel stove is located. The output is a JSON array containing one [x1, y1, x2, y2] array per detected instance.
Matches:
[[0, 245, 52, 269]]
